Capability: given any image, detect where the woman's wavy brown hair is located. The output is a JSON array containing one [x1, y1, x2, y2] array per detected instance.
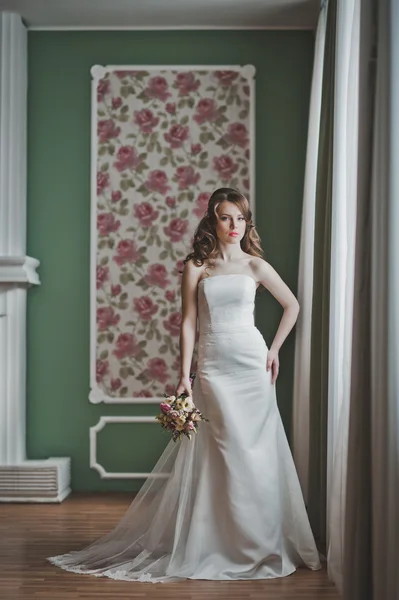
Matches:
[[183, 188, 264, 277]]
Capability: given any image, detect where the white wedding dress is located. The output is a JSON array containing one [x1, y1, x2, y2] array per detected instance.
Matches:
[[48, 273, 321, 582]]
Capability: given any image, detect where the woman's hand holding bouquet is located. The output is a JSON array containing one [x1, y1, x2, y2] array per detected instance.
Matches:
[[156, 373, 209, 442]]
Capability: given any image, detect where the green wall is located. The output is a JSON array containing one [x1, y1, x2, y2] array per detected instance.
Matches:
[[27, 30, 314, 491]]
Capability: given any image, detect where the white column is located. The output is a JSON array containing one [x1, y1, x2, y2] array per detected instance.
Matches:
[[0, 12, 70, 502]]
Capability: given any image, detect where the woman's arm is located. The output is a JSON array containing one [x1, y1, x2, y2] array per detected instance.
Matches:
[[176, 260, 200, 396], [253, 258, 300, 384]]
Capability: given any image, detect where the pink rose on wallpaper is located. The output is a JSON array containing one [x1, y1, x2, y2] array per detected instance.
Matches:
[[111, 97, 123, 109], [115, 70, 133, 79], [144, 264, 171, 289], [245, 148, 250, 160], [213, 155, 239, 181], [243, 178, 250, 191], [113, 240, 142, 266], [164, 124, 189, 149], [113, 146, 141, 172], [164, 217, 189, 243], [166, 196, 176, 208], [163, 311, 182, 337], [174, 259, 185, 277], [145, 76, 171, 101], [111, 284, 122, 296], [96, 358, 109, 382], [193, 99, 220, 125], [111, 190, 122, 203], [175, 72, 201, 96], [97, 172, 110, 195], [97, 78, 110, 101], [133, 389, 153, 398], [215, 70, 239, 86], [175, 166, 200, 189], [166, 102, 176, 115], [133, 202, 160, 227], [133, 296, 159, 321], [96, 265, 109, 289], [134, 108, 159, 134], [223, 123, 249, 148], [111, 378, 122, 391], [193, 192, 211, 218], [172, 354, 181, 371], [145, 357, 168, 383], [113, 333, 140, 359], [145, 170, 170, 195], [98, 119, 121, 143], [97, 213, 121, 236], [97, 306, 120, 331], [165, 290, 176, 302], [191, 143, 202, 155], [165, 383, 176, 397], [243, 85, 250, 96]]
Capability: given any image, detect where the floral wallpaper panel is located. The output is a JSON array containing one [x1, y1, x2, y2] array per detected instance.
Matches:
[[92, 66, 254, 402]]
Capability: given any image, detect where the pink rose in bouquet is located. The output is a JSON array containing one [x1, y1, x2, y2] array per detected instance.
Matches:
[[155, 372, 209, 442]]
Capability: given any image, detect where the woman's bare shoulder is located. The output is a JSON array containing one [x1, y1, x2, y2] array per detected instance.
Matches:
[[183, 257, 205, 273], [249, 256, 274, 280], [183, 258, 207, 285]]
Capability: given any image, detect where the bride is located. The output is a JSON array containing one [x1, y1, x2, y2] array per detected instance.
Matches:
[[48, 187, 321, 582]]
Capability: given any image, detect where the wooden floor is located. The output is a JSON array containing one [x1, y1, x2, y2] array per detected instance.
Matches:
[[0, 493, 340, 600]]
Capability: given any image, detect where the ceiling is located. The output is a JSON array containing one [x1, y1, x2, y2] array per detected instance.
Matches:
[[0, 0, 320, 29]]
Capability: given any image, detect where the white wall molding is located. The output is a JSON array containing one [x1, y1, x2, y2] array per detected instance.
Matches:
[[28, 25, 313, 32], [0, 0, 319, 30], [89, 387, 163, 404], [90, 416, 170, 479], [0, 256, 40, 285], [0, 12, 70, 502]]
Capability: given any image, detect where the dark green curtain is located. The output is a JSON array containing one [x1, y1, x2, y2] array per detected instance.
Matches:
[[307, 0, 337, 556]]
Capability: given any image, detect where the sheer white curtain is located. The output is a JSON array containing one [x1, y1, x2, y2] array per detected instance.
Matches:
[[292, 1, 327, 505], [326, 0, 360, 590], [293, 0, 361, 589]]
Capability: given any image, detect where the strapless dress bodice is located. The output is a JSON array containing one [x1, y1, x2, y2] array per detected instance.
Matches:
[[197, 274, 257, 335]]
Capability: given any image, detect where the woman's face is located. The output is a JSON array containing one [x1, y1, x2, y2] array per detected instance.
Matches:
[[214, 201, 247, 244]]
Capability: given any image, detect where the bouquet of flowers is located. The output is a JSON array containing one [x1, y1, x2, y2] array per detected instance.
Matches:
[[155, 373, 209, 442]]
